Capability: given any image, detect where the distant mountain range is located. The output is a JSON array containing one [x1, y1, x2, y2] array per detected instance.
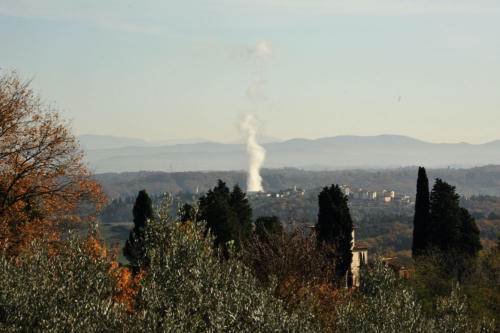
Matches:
[[77, 134, 208, 150], [77, 134, 282, 150], [78, 134, 500, 173]]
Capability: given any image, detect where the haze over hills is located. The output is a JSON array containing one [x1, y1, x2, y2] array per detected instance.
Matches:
[[77, 134, 207, 150], [80, 134, 500, 173], [95, 165, 500, 199], [77, 134, 282, 151]]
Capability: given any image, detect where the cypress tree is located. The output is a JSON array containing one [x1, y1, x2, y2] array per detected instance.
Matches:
[[428, 179, 462, 252], [427, 179, 482, 278], [198, 180, 252, 251], [200, 193, 238, 248], [316, 184, 353, 280], [123, 189, 154, 270], [199, 180, 234, 247], [229, 184, 253, 243], [458, 207, 482, 258], [412, 167, 430, 257], [179, 203, 196, 223]]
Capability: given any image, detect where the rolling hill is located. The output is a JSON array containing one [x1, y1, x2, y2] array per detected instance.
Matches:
[[81, 134, 500, 173]]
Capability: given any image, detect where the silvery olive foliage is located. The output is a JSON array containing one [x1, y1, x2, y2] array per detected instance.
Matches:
[[433, 284, 495, 333], [1, 193, 493, 332], [130, 197, 320, 332], [0, 196, 319, 332], [335, 258, 495, 333], [336, 258, 431, 333], [0, 234, 128, 332]]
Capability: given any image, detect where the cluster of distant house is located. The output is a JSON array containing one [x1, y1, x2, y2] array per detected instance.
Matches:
[[249, 185, 306, 198], [249, 184, 412, 205], [339, 184, 411, 204]]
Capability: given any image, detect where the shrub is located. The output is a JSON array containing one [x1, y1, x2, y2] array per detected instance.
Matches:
[[335, 258, 495, 333], [336, 258, 431, 333], [0, 234, 131, 331], [128, 200, 320, 332], [0, 197, 321, 332]]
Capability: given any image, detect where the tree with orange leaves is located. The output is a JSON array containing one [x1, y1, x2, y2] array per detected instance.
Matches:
[[0, 72, 105, 254]]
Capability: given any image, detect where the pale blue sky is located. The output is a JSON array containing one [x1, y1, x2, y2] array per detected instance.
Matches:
[[1, 0, 499, 143]]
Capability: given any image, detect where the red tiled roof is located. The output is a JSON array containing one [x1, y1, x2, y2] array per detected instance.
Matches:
[[353, 243, 368, 250], [384, 257, 409, 269]]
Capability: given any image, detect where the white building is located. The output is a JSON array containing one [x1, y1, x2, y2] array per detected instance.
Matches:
[[350, 226, 368, 287], [307, 224, 368, 287], [342, 187, 351, 196]]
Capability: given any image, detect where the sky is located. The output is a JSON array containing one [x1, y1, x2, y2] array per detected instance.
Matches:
[[1, 0, 499, 144]]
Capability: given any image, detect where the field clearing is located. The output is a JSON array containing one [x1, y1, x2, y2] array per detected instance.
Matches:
[[98, 221, 132, 263]]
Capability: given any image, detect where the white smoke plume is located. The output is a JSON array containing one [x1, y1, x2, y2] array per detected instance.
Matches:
[[242, 40, 272, 192], [248, 40, 272, 57], [246, 74, 264, 100], [246, 40, 272, 100], [242, 114, 266, 192]]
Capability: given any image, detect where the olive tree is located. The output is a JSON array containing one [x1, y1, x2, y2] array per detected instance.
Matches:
[[130, 196, 320, 332], [0, 234, 128, 332]]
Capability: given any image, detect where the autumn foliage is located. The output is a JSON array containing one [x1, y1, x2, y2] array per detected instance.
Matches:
[[87, 235, 144, 312], [242, 227, 343, 328], [0, 72, 105, 254]]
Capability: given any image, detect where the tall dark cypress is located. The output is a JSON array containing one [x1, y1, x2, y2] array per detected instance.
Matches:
[[229, 184, 253, 243], [427, 179, 482, 278], [123, 189, 154, 270], [458, 207, 482, 258], [316, 184, 353, 280], [428, 179, 462, 252], [198, 180, 253, 252], [412, 167, 430, 257], [179, 203, 196, 223], [199, 180, 236, 248]]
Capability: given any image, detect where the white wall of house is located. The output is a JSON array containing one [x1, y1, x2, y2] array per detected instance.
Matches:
[[351, 249, 368, 287]]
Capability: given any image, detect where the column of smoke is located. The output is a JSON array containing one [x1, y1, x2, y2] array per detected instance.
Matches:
[[243, 114, 266, 192], [244, 40, 272, 192]]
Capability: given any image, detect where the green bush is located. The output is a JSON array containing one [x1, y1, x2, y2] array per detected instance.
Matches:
[[0, 235, 128, 332], [0, 200, 320, 332], [130, 203, 319, 332], [336, 258, 431, 333], [335, 258, 495, 333]]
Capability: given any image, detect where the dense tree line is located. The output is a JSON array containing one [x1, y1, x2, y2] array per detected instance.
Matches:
[[461, 195, 500, 220], [100, 192, 197, 223], [357, 214, 413, 258], [96, 165, 500, 200], [99, 188, 498, 261]]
